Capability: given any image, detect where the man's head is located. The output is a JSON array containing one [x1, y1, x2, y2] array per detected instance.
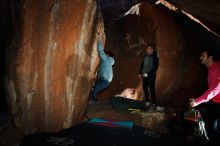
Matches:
[[200, 49, 218, 67], [145, 44, 155, 55]]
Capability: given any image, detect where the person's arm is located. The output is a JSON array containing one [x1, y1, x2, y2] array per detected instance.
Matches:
[[191, 79, 220, 107], [195, 80, 220, 105], [206, 82, 220, 99], [148, 56, 159, 75], [97, 34, 107, 61]]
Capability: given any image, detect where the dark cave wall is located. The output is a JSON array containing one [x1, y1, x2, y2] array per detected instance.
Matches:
[[98, 3, 206, 108], [5, 0, 104, 133], [0, 0, 9, 111], [165, 0, 220, 36]]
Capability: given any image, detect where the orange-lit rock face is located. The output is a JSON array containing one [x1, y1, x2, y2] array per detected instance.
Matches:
[[5, 0, 104, 133], [101, 3, 204, 107], [4, 1, 209, 133]]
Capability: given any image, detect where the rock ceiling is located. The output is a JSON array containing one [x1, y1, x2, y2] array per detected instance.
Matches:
[[99, 0, 220, 37]]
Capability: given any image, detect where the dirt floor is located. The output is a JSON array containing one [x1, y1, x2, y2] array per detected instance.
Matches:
[[0, 100, 219, 146]]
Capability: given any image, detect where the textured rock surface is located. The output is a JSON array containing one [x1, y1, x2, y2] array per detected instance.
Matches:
[[99, 3, 205, 107], [98, 0, 220, 36], [164, 0, 220, 35], [5, 0, 105, 133], [3, 0, 220, 134]]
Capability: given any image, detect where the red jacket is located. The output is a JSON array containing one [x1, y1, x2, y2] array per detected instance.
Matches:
[[195, 61, 220, 105]]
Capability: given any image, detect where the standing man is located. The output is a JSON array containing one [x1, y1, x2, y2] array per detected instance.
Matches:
[[90, 33, 115, 103], [189, 49, 220, 141], [138, 44, 159, 104]]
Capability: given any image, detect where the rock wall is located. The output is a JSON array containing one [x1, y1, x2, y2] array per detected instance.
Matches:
[[0, 0, 9, 111], [164, 0, 220, 35], [100, 3, 205, 107], [4, 1, 213, 134], [5, 0, 104, 133]]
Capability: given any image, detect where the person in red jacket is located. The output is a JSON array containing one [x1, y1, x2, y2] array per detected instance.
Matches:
[[189, 49, 220, 140], [190, 52, 220, 107]]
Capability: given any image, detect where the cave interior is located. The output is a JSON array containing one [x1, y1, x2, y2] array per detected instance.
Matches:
[[0, 0, 220, 145]]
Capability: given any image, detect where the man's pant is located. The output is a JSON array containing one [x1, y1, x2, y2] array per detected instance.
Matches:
[[142, 76, 156, 103], [90, 78, 110, 101]]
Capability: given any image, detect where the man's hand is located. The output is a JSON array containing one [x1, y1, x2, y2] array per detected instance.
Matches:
[[189, 98, 197, 108]]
